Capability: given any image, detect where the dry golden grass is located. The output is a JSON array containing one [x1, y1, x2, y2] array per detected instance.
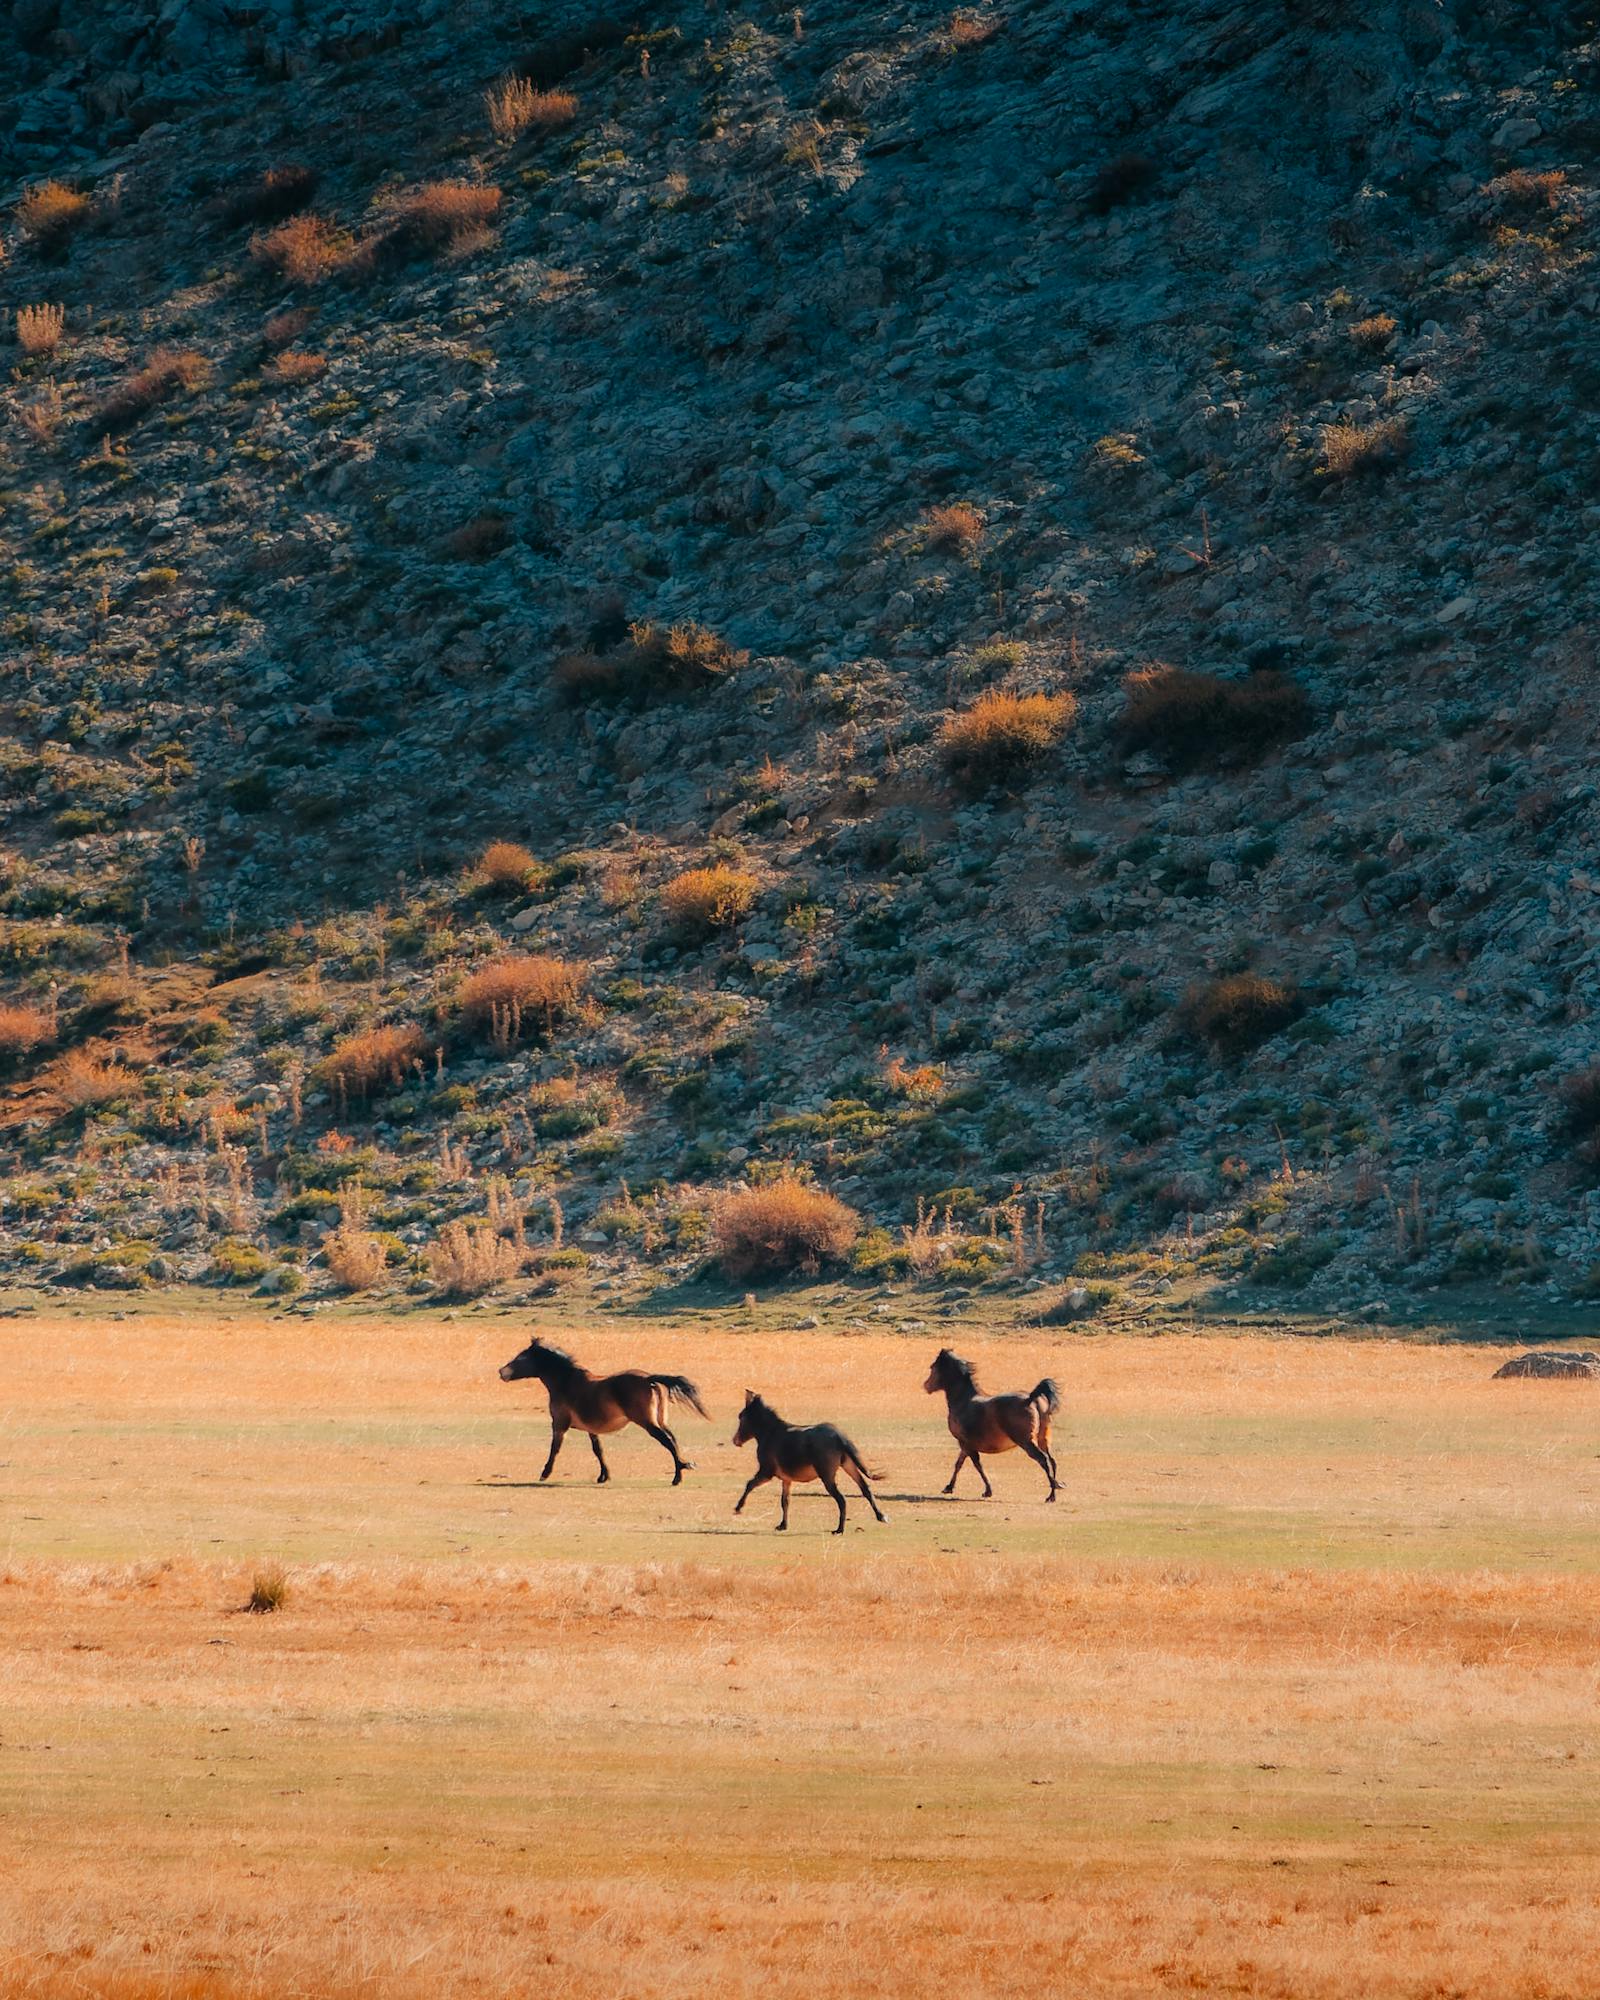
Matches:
[[15, 303, 64, 356], [91, 347, 210, 437], [250, 213, 350, 285], [425, 1218, 524, 1296], [4, 1318, 1600, 1997], [712, 1175, 860, 1277], [1350, 312, 1398, 350], [1320, 414, 1408, 477], [49, 1048, 138, 1111], [0, 1002, 54, 1058], [473, 839, 541, 892], [922, 500, 985, 554], [486, 75, 578, 138], [313, 1022, 425, 1100], [938, 688, 1076, 789], [386, 181, 503, 259], [455, 954, 582, 1040], [660, 865, 759, 933], [267, 348, 327, 386], [947, 9, 1002, 47], [17, 179, 89, 242], [1182, 972, 1301, 1053]]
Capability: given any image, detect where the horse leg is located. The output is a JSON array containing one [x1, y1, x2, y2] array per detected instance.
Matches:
[[540, 1415, 570, 1481], [847, 1463, 887, 1523], [776, 1481, 791, 1531], [589, 1433, 609, 1484], [1019, 1437, 1057, 1500], [638, 1417, 691, 1485], [974, 1452, 994, 1498], [734, 1468, 773, 1515], [821, 1470, 848, 1535], [942, 1449, 969, 1496]]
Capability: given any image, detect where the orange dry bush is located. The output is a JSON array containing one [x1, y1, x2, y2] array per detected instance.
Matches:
[[314, 1023, 425, 1100], [947, 11, 1002, 47], [1350, 313, 1398, 350], [1181, 973, 1300, 1054], [323, 1189, 389, 1292], [456, 956, 582, 1040], [938, 689, 1076, 790], [51, 1049, 138, 1111], [661, 866, 759, 933], [91, 347, 210, 437], [713, 1176, 861, 1279], [0, 1002, 53, 1058], [251, 213, 349, 285], [474, 840, 541, 893], [15, 303, 64, 356], [1116, 664, 1310, 770], [268, 349, 327, 386], [442, 514, 510, 562], [17, 180, 89, 242], [553, 620, 747, 703], [922, 501, 985, 555], [427, 1219, 524, 1296], [487, 75, 578, 138], [1320, 413, 1407, 477], [387, 181, 503, 258], [1496, 168, 1567, 211]]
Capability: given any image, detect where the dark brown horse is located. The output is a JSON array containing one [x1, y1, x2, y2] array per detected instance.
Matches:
[[924, 1348, 1060, 1501], [498, 1338, 708, 1484], [732, 1391, 887, 1534]]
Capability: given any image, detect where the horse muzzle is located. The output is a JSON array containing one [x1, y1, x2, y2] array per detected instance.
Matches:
[[498, 1364, 516, 1381]]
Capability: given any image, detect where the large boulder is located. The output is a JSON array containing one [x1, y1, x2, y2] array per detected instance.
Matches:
[[1492, 1350, 1600, 1380]]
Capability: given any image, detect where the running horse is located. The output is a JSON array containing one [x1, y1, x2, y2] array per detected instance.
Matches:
[[732, 1390, 887, 1534], [923, 1348, 1060, 1500], [497, 1337, 708, 1484]]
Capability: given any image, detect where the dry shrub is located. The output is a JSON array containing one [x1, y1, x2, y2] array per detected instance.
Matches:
[[51, 1049, 138, 1111], [1350, 313, 1398, 350], [92, 347, 210, 437], [251, 213, 349, 285], [1116, 665, 1310, 770], [442, 514, 510, 562], [487, 76, 577, 137], [18, 181, 89, 243], [713, 1176, 861, 1280], [323, 1186, 389, 1292], [922, 502, 985, 555], [16, 304, 64, 356], [474, 840, 542, 893], [268, 348, 327, 386], [0, 1003, 53, 1059], [456, 956, 582, 1040], [1181, 974, 1301, 1054], [314, 1022, 425, 1100], [553, 620, 747, 702], [1087, 151, 1157, 214], [1319, 414, 1407, 477], [385, 181, 503, 259], [660, 866, 759, 933], [245, 1563, 288, 1613], [427, 1219, 524, 1297], [939, 690, 1076, 790], [1495, 168, 1567, 211], [947, 11, 1002, 47], [262, 306, 313, 349], [226, 163, 318, 227]]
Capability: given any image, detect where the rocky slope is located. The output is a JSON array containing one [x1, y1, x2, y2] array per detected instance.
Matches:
[[3, 0, 1599, 1312]]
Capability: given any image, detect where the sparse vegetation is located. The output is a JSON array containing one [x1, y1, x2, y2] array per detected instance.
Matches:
[[226, 164, 318, 228], [1350, 313, 1398, 350], [314, 1023, 426, 1101], [1116, 666, 1310, 769], [250, 214, 350, 285], [17, 180, 90, 244], [1182, 974, 1301, 1054], [938, 690, 1076, 790], [922, 502, 985, 556], [473, 840, 543, 894], [15, 304, 64, 357], [661, 866, 760, 934], [426, 1218, 524, 1296], [0, 1003, 54, 1060], [1319, 415, 1408, 477], [91, 348, 211, 437], [712, 1175, 861, 1278], [322, 1185, 389, 1290], [245, 1563, 288, 1613], [553, 621, 748, 701], [456, 955, 583, 1040], [51, 1050, 138, 1112], [946, 11, 1002, 49], [385, 181, 503, 259], [486, 76, 577, 138]]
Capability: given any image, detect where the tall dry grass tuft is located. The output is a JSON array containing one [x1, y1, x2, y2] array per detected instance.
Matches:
[[314, 1023, 426, 1102], [0, 1002, 54, 1059], [486, 76, 578, 138], [922, 501, 985, 554], [473, 840, 542, 893], [1320, 414, 1407, 477], [938, 690, 1076, 790], [245, 1563, 288, 1613], [17, 180, 90, 243], [51, 1049, 138, 1111], [427, 1219, 524, 1297], [15, 303, 64, 356], [660, 866, 759, 934], [323, 1185, 389, 1292], [250, 214, 350, 285], [91, 348, 210, 437], [385, 182, 503, 259], [456, 956, 582, 1044], [713, 1176, 860, 1279], [1181, 973, 1301, 1054]]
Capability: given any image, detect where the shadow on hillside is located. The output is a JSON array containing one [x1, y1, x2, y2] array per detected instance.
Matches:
[[1181, 1285, 1595, 1347]]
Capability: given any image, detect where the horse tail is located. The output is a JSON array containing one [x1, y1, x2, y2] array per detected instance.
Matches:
[[650, 1374, 709, 1420], [1028, 1378, 1061, 1418], [840, 1435, 885, 1484]]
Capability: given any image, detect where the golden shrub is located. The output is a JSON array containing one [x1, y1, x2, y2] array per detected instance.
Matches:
[[1116, 666, 1309, 770], [938, 690, 1076, 789], [427, 1220, 524, 1297], [52, 1049, 138, 1111], [93, 348, 210, 436], [712, 1177, 861, 1279], [474, 840, 541, 892], [1319, 415, 1407, 477], [1181, 975, 1300, 1053], [18, 181, 89, 242], [15, 304, 64, 356], [660, 866, 759, 932], [486, 77, 578, 138], [456, 956, 583, 1040], [922, 502, 985, 554], [0, 1003, 54, 1058], [250, 214, 349, 285], [314, 1023, 426, 1099], [387, 182, 503, 257]]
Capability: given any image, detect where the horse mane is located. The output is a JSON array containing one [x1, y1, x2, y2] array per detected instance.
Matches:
[[936, 1349, 979, 1392], [521, 1339, 586, 1393]]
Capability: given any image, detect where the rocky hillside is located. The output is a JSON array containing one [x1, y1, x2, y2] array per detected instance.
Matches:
[[3, 0, 1599, 1315]]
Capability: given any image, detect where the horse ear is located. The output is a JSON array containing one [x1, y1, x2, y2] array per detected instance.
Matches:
[[743, 1388, 755, 1403]]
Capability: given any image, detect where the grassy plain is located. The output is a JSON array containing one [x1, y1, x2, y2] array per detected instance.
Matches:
[[3, 1303, 1600, 1996]]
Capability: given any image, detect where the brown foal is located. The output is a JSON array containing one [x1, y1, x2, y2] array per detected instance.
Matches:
[[924, 1347, 1060, 1501], [498, 1338, 708, 1485], [732, 1391, 887, 1534]]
